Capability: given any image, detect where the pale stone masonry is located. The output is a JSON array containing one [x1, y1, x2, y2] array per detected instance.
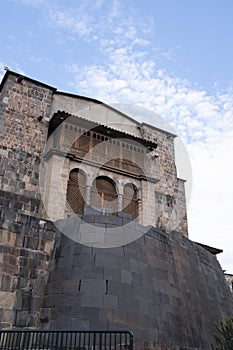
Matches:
[[0, 70, 232, 350], [225, 273, 233, 293]]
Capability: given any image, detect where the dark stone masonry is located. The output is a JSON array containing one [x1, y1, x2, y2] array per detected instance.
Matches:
[[41, 216, 232, 350], [0, 69, 232, 350]]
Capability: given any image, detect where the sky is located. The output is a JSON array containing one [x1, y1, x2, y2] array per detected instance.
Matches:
[[0, 0, 233, 273]]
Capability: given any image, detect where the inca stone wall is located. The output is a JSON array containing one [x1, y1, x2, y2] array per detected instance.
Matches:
[[0, 190, 56, 328], [0, 71, 54, 200], [0, 72, 56, 327], [0, 201, 232, 349], [40, 214, 233, 350], [141, 125, 188, 236]]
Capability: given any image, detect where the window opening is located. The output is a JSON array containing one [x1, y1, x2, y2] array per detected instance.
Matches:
[[66, 169, 86, 215], [90, 177, 117, 214], [123, 183, 138, 220]]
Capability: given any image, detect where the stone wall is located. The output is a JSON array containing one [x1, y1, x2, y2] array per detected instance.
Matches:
[[0, 70, 232, 350], [0, 190, 56, 328], [40, 214, 233, 350], [0, 72, 57, 327], [1, 206, 232, 349], [0, 71, 54, 200], [141, 125, 188, 236]]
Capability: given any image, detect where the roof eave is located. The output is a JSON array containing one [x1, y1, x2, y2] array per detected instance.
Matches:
[[0, 69, 57, 93]]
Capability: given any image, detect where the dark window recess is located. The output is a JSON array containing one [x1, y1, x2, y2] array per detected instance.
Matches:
[[123, 183, 138, 220], [166, 195, 173, 208], [90, 177, 117, 214], [66, 169, 86, 214], [105, 280, 109, 294]]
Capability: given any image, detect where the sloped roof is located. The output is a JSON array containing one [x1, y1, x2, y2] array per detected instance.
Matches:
[[49, 110, 158, 149], [1, 69, 176, 140], [195, 242, 223, 255]]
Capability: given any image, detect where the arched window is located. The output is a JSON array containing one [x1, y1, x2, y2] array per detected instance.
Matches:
[[66, 169, 86, 214], [90, 177, 117, 214], [123, 183, 138, 220]]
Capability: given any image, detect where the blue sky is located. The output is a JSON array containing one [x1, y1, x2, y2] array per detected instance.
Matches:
[[1, 0, 233, 272], [2, 0, 233, 92]]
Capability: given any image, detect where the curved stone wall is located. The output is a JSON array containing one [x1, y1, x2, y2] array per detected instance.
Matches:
[[40, 215, 233, 350]]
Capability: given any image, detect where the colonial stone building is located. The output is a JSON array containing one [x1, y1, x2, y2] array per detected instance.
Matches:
[[0, 69, 232, 350]]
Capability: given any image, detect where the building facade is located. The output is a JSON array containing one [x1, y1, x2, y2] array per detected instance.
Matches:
[[0, 70, 232, 350]]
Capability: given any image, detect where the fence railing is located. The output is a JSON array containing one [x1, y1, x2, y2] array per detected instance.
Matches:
[[0, 330, 133, 350]]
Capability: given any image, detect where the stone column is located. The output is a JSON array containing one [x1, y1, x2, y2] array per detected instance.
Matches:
[[137, 198, 142, 223], [117, 194, 123, 212], [85, 186, 91, 205]]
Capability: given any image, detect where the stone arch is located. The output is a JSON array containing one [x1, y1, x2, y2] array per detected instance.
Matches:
[[123, 183, 139, 220], [90, 176, 117, 214], [66, 168, 86, 215]]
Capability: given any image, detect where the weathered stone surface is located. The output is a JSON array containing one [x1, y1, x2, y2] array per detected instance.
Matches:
[[0, 190, 56, 329], [0, 291, 14, 309], [38, 216, 233, 350]]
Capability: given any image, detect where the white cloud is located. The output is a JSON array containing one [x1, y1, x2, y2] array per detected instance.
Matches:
[[188, 132, 233, 271], [49, 10, 93, 38]]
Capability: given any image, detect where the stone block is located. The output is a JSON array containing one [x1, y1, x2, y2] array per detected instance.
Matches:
[[95, 254, 117, 268], [117, 211, 131, 219], [102, 294, 118, 310], [83, 206, 103, 216], [80, 279, 105, 294], [0, 291, 15, 309], [93, 246, 124, 257], [82, 214, 95, 223], [0, 274, 11, 291], [2, 309, 14, 323], [93, 215, 110, 224], [15, 310, 28, 327], [124, 247, 137, 259], [79, 222, 100, 234], [122, 217, 131, 225], [82, 267, 104, 279], [80, 293, 103, 308], [4, 210, 16, 221], [0, 230, 16, 245], [122, 283, 135, 299], [121, 269, 132, 284], [31, 296, 42, 312], [32, 279, 45, 297], [118, 296, 139, 310], [104, 268, 121, 281], [90, 222, 106, 228], [108, 280, 124, 296], [74, 306, 100, 320], [39, 307, 51, 322]]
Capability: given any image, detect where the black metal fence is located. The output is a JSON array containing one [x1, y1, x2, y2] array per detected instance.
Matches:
[[0, 330, 133, 350]]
